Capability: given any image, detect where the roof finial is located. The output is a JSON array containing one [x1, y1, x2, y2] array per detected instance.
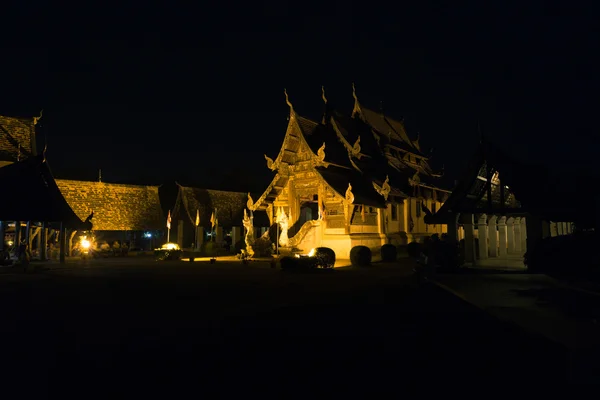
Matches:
[[99, 169, 102, 183], [33, 109, 43, 126], [42, 144, 47, 162], [352, 82, 358, 102], [284, 88, 293, 110], [321, 85, 327, 104]]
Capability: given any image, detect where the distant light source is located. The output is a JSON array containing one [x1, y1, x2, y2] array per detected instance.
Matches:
[[161, 242, 180, 250], [144, 232, 152, 238], [80, 238, 91, 249], [308, 248, 316, 257]]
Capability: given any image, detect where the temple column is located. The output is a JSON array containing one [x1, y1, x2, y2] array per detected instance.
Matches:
[[563, 222, 569, 235], [446, 213, 459, 242], [231, 226, 240, 248], [520, 217, 527, 255], [498, 216, 507, 257], [216, 226, 223, 243], [550, 222, 558, 237], [462, 214, 476, 263], [514, 217, 522, 254], [0, 221, 4, 252], [59, 223, 67, 264], [506, 217, 515, 254], [196, 227, 204, 249], [488, 215, 498, 258], [477, 214, 489, 260], [40, 224, 47, 261], [15, 221, 21, 247], [557, 222, 563, 236], [35, 227, 42, 259], [177, 220, 184, 247], [68, 231, 77, 256]]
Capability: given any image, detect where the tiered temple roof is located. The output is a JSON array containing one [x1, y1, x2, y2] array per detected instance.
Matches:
[[254, 86, 449, 210]]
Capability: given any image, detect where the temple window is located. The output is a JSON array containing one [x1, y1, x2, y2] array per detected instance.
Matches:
[[391, 204, 398, 221]]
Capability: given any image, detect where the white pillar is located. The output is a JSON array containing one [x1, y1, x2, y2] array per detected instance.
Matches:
[[520, 217, 527, 255], [488, 215, 498, 257], [498, 216, 507, 257], [232, 226, 241, 247], [506, 217, 515, 254], [463, 214, 476, 263], [557, 222, 563, 236], [514, 217, 522, 254], [550, 222, 558, 237], [477, 214, 488, 260]]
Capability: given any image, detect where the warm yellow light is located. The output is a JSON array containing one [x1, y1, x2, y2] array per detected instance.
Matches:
[[308, 248, 316, 257], [80, 239, 91, 249], [7, 240, 14, 247], [161, 242, 180, 250]]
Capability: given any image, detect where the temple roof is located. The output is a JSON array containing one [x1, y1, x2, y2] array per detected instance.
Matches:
[[174, 185, 270, 228], [425, 138, 583, 223], [0, 155, 91, 229], [296, 115, 353, 169], [316, 165, 387, 208], [56, 179, 164, 231]]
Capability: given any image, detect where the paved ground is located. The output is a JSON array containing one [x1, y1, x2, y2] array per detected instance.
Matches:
[[0, 258, 573, 396], [435, 272, 600, 383]]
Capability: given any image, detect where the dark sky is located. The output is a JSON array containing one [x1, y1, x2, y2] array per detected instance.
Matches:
[[1, 1, 598, 192]]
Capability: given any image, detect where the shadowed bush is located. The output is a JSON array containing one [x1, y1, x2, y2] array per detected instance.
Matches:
[[312, 247, 336, 268], [380, 244, 397, 262], [350, 246, 371, 267], [407, 242, 423, 258]]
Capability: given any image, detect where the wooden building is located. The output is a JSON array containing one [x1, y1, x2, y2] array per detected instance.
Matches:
[[424, 137, 577, 264], [171, 184, 270, 249], [0, 114, 91, 263], [248, 86, 451, 259]]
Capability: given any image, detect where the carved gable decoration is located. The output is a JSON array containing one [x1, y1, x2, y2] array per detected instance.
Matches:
[[373, 175, 391, 201], [345, 183, 355, 204], [264, 154, 277, 171]]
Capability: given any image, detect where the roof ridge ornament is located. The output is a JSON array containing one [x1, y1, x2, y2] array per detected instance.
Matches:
[[264, 154, 277, 171], [345, 183, 355, 204], [33, 109, 43, 126], [284, 88, 293, 111], [247, 192, 255, 211], [351, 136, 361, 158], [408, 171, 420, 187], [373, 175, 391, 201], [316, 142, 326, 163], [352, 82, 358, 103], [321, 85, 327, 104]]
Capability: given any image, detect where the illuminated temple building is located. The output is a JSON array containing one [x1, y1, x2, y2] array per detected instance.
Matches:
[[247, 86, 451, 258]]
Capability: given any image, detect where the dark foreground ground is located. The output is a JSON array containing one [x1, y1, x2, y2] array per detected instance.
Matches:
[[0, 259, 570, 396]]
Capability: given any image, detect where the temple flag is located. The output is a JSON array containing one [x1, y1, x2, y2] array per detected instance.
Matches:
[[210, 211, 215, 229], [166, 210, 172, 230], [195, 209, 200, 227]]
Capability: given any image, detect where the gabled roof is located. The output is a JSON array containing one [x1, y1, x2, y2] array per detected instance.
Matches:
[[56, 179, 164, 231], [174, 185, 270, 228], [0, 155, 91, 229]]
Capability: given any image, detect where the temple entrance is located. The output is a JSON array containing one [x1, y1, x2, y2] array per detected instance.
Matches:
[[289, 200, 319, 237]]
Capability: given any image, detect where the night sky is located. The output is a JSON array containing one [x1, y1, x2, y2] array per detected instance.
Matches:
[[1, 1, 598, 192]]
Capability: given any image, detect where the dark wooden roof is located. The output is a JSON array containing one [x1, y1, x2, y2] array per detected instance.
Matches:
[[0, 115, 36, 162], [316, 166, 387, 208], [173, 186, 270, 228], [296, 115, 353, 169], [0, 155, 91, 229], [56, 179, 164, 231], [425, 138, 587, 223]]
